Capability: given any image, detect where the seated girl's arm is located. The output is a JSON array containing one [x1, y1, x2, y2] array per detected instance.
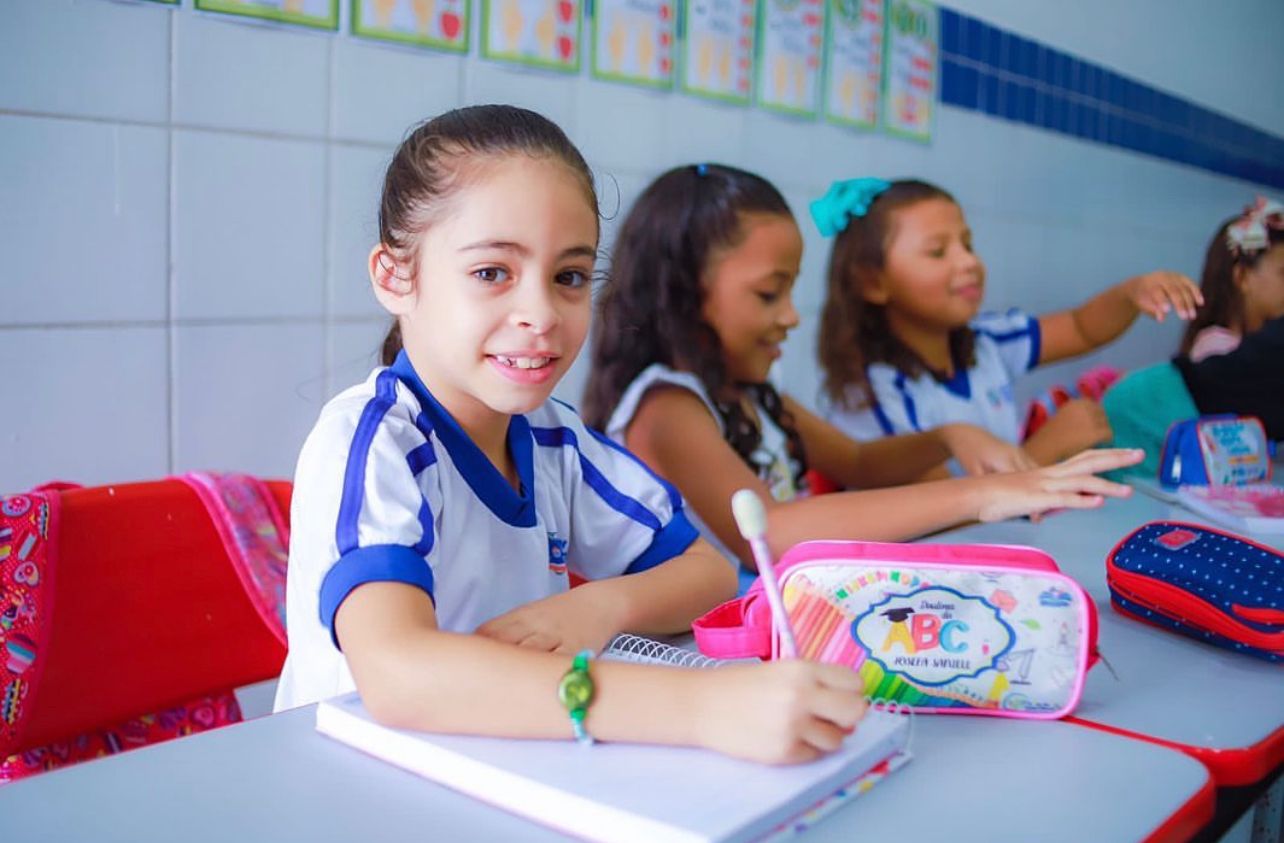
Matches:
[[625, 387, 1141, 568], [335, 579, 867, 764], [1021, 398, 1113, 465], [1038, 270, 1203, 364], [784, 396, 1035, 485], [475, 538, 735, 654]]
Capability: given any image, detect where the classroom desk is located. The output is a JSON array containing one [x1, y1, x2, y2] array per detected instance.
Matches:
[[925, 492, 1284, 786], [0, 698, 1212, 843]]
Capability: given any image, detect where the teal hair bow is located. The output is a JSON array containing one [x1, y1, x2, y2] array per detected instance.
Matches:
[[809, 178, 892, 237]]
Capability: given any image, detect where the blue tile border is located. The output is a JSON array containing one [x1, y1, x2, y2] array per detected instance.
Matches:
[[937, 6, 1284, 190]]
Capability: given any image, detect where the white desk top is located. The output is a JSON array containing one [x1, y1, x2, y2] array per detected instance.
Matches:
[[0, 701, 1210, 843], [927, 491, 1284, 761]]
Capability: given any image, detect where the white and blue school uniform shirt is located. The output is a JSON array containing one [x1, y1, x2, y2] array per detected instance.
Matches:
[[823, 309, 1042, 445], [274, 351, 698, 711], [605, 363, 804, 594]]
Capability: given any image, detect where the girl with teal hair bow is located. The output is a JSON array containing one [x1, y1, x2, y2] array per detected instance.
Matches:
[[810, 176, 1204, 475]]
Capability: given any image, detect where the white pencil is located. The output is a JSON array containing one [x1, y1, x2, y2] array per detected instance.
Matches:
[[731, 489, 799, 659]]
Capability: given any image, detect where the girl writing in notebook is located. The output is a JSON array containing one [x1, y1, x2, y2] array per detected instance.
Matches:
[[275, 105, 867, 766], [812, 178, 1203, 466], [582, 164, 1143, 590]]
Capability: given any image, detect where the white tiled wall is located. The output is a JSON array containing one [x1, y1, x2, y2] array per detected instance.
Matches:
[[1, 0, 1281, 491]]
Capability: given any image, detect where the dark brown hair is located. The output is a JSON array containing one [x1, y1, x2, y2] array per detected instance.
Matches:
[[1178, 217, 1284, 355], [582, 164, 808, 485], [817, 179, 975, 409], [376, 105, 598, 365]]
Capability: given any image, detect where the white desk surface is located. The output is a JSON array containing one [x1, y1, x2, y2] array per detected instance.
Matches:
[[0, 700, 1210, 843], [926, 491, 1284, 762]]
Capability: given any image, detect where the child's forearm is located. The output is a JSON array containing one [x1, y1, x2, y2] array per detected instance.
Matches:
[[842, 431, 953, 488], [581, 540, 737, 635], [764, 478, 984, 555], [358, 627, 704, 747], [1068, 281, 1139, 348]]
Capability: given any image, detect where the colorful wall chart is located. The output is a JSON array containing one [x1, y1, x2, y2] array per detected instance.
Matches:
[[352, 0, 471, 52], [592, 0, 676, 89], [482, 0, 582, 73], [881, 0, 936, 141], [681, 0, 756, 105], [823, 0, 882, 128], [195, 0, 340, 29], [756, 0, 824, 117]]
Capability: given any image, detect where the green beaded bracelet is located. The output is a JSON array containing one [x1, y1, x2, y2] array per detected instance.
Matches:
[[557, 649, 596, 745]]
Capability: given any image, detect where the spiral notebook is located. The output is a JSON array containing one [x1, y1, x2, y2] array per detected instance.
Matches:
[[316, 636, 910, 843], [1174, 484, 1284, 534]]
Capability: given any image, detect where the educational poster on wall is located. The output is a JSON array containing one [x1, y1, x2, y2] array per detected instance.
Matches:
[[756, 0, 824, 117], [481, 0, 582, 73], [591, 0, 676, 89], [823, 0, 882, 128], [352, 0, 471, 52], [680, 0, 756, 105], [881, 0, 936, 141], [195, 0, 340, 30]]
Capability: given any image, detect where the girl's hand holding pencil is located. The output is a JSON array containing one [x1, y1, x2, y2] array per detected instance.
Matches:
[[693, 660, 868, 765]]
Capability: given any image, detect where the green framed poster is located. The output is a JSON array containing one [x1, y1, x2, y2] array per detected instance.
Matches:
[[881, 0, 935, 142], [195, 0, 340, 30], [755, 0, 824, 118], [679, 0, 756, 106], [591, 0, 676, 90], [822, 0, 881, 129], [352, 0, 471, 52], [481, 0, 582, 73]]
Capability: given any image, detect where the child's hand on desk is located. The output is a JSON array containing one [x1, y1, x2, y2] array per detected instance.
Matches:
[[475, 586, 620, 655], [693, 661, 868, 765], [939, 423, 1038, 475], [973, 447, 1142, 523]]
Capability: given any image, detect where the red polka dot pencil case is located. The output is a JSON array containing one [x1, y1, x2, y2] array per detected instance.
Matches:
[[693, 540, 1099, 718], [1106, 521, 1284, 662]]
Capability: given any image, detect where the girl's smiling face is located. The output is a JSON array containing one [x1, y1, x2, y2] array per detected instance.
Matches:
[[865, 197, 986, 332], [374, 154, 599, 435], [700, 212, 804, 383]]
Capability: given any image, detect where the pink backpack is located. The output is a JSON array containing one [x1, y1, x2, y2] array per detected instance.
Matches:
[[694, 540, 1099, 718]]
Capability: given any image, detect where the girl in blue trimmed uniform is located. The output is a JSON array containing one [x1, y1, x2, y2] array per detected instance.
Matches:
[[276, 106, 869, 765], [584, 164, 1144, 592], [813, 178, 1204, 469]]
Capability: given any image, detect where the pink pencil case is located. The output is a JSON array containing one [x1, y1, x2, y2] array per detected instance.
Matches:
[[693, 540, 1098, 718]]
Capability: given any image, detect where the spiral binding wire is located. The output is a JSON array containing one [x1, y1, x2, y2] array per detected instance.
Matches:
[[601, 634, 730, 669], [865, 697, 916, 758]]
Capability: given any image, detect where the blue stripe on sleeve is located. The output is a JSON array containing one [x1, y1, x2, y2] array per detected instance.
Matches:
[[531, 426, 663, 531], [411, 497, 435, 556], [893, 373, 921, 431], [623, 510, 700, 574], [319, 544, 435, 649], [977, 327, 1031, 343], [335, 370, 400, 555], [871, 400, 895, 435], [406, 442, 437, 476], [1026, 317, 1043, 370]]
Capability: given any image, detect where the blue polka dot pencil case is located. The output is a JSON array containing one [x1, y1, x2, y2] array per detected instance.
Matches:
[[1106, 522, 1284, 662]]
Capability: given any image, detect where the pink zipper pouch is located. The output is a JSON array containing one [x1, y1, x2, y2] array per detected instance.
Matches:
[[693, 540, 1098, 718]]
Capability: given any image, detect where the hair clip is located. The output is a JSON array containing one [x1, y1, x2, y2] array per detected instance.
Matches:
[[809, 178, 892, 237], [1226, 195, 1284, 257], [695, 163, 709, 176]]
